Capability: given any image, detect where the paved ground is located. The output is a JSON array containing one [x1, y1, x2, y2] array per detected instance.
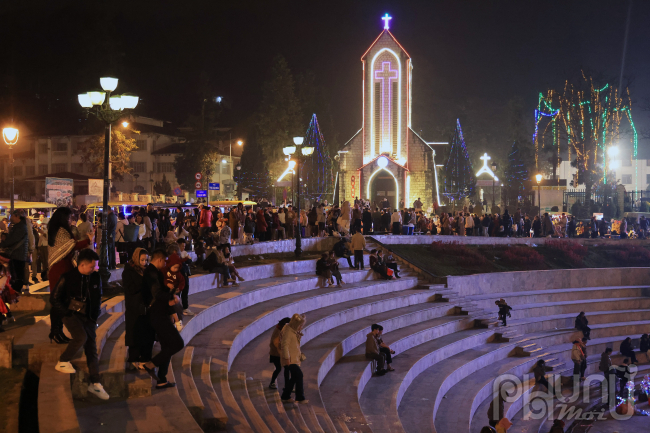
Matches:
[[587, 402, 650, 432]]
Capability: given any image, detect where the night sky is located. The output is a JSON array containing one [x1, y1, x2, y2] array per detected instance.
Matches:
[[1, 0, 648, 160]]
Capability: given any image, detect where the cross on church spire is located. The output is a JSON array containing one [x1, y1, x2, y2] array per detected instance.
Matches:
[[382, 13, 392, 30]]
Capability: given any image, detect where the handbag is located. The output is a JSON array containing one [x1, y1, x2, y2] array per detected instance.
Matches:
[[68, 298, 87, 314]]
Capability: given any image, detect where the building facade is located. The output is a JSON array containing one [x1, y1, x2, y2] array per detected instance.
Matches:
[[338, 16, 442, 210]]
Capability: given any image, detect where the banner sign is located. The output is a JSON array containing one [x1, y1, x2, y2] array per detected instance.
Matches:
[[46, 177, 73, 207], [88, 179, 103, 197]]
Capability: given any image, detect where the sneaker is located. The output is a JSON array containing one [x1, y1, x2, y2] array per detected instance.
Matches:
[[227, 278, 236, 283], [183, 309, 195, 316], [238, 276, 246, 282], [55, 361, 76, 374], [269, 383, 277, 389], [88, 383, 110, 400]]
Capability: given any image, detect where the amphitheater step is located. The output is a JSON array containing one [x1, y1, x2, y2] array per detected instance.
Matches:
[[247, 379, 287, 433], [191, 354, 228, 431], [263, 386, 301, 433], [230, 371, 273, 433], [173, 346, 205, 425], [38, 362, 80, 433]]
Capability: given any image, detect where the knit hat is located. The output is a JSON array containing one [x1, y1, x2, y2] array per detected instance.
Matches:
[[166, 253, 183, 268]]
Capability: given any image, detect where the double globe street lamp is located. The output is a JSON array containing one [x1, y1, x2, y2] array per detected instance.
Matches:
[[2, 127, 19, 213], [283, 137, 314, 257], [78, 77, 139, 283]]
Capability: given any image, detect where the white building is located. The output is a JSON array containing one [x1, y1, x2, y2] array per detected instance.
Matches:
[[558, 150, 650, 192]]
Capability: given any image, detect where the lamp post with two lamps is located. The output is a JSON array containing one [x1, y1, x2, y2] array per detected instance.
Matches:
[[2, 127, 19, 213], [283, 137, 314, 257], [78, 77, 139, 283]]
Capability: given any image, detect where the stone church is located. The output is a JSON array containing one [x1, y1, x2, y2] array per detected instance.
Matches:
[[338, 15, 443, 210]]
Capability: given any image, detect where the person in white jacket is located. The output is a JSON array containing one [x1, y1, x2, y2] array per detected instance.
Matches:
[[390, 210, 402, 235], [280, 313, 308, 404], [465, 212, 475, 237]]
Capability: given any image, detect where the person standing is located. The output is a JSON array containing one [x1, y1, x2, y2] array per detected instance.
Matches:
[[0, 210, 29, 296], [350, 231, 366, 270], [106, 207, 117, 270], [620, 337, 638, 364], [571, 340, 586, 382], [280, 313, 308, 403], [413, 198, 423, 210], [123, 248, 155, 369], [47, 207, 92, 344], [599, 347, 615, 395], [35, 219, 49, 281], [390, 209, 402, 235], [268, 317, 291, 390], [141, 249, 185, 389], [25, 213, 36, 286], [199, 204, 213, 238], [51, 249, 109, 400]]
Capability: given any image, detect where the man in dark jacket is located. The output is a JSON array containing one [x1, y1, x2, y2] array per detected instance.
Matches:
[[0, 210, 28, 293], [365, 324, 386, 375], [51, 249, 109, 400], [333, 238, 353, 268], [575, 312, 591, 340], [362, 207, 373, 234], [141, 249, 184, 388]]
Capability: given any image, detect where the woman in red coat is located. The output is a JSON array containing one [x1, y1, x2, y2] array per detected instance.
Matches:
[[256, 209, 268, 242], [47, 207, 92, 343]]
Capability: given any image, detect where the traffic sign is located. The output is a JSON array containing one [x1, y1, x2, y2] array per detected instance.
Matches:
[[195, 172, 202, 180], [195, 181, 202, 189], [196, 190, 208, 198], [173, 187, 182, 196], [209, 182, 220, 191]]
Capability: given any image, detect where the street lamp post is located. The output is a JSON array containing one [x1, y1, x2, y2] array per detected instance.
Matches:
[[78, 77, 138, 284], [535, 174, 542, 220], [491, 162, 497, 210], [283, 137, 314, 257], [3, 127, 19, 213]]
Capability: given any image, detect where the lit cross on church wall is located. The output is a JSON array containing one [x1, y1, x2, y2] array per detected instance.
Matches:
[[374, 61, 398, 154], [382, 13, 392, 30], [476, 152, 499, 181]]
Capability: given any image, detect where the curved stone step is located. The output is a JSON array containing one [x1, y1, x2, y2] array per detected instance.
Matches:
[[209, 359, 254, 433], [191, 354, 228, 431], [38, 362, 80, 433], [263, 386, 301, 433], [247, 379, 287, 433], [172, 346, 205, 424], [230, 372, 272, 433]]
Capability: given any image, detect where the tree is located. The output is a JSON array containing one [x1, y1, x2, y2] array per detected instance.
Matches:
[[234, 133, 271, 200], [174, 140, 218, 191], [154, 173, 172, 196], [302, 114, 334, 203], [256, 56, 303, 167], [78, 129, 139, 181], [503, 141, 528, 207], [443, 119, 476, 203]]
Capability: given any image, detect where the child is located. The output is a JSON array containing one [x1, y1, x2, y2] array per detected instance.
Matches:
[[164, 254, 185, 332], [0, 263, 18, 330]]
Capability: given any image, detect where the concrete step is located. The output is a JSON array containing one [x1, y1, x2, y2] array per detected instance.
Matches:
[[230, 372, 272, 433], [191, 354, 228, 431], [172, 346, 205, 425], [247, 379, 288, 433], [38, 362, 80, 433], [209, 360, 254, 433], [263, 386, 301, 433]]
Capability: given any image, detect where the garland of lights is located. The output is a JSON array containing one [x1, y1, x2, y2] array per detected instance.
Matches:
[[443, 119, 476, 202], [302, 114, 334, 203], [534, 76, 639, 191]]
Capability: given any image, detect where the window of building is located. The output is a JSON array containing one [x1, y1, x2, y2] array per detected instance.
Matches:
[[71, 163, 84, 173], [221, 163, 230, 175], [39, 165, 48, 175], [646, 159, 650, 166], [136, 139, 147, 152], [646, 174, 650, 184], [157, 162, 174, 173], [25, 166, 35, 176], [39, 143, 48, 154], [54, 142, 67, 152], [52, 163, 67, 172], [622, 174, 632, 184], [130, 161, 147, 172], [13, 166, 22, 176]]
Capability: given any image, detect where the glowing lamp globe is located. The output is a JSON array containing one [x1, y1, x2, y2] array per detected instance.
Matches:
[[120, 93, 139, 109], [100, 77, 119, 92], [610, 160, 621, 170], [377, 156, 389, 168], [237, 140, 243, 146], [78, 93, 93, 108], [283, 146, 296, 156], [535, 174, 542, 184], [607, 146, 619, 157], [301, 146, 314, 156], [222, 158, 227, 164], [88, 90, 106, 106], [109, 95, 123, 110], [3, 127, 19, 145], [293, 137, 304, 145]]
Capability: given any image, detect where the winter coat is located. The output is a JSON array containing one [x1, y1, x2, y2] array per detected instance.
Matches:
[[256, 210, 268, 234], [599, 352, 612, 373], [0, 218, 28, 261], [123, 262, 146, 347], [50, 267, 102, 322], [365, 331, 380, 355], [571, 343, 585, 363], [280, 314, 305, 366]]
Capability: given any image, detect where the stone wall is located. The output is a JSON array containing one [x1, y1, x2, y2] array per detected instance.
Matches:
[[372, 234, 650, 246]]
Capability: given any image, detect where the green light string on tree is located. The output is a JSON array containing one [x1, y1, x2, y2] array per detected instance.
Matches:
[[302, 114, 334, 204], [443, 119, 476, 204]]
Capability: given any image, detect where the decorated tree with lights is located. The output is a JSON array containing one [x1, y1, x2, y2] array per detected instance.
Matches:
[[503, 141, 528, 207], [301, 114, 334, 203], [443, 119, 476, 204]]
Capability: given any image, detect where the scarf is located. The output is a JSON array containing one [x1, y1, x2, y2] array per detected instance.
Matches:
[[48, 228, 76, 268]]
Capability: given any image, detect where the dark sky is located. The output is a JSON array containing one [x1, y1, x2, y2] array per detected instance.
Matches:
[[1, 0, 648, 160]]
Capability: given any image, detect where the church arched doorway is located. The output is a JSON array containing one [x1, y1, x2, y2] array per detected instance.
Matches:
[[369, 171, 397, 209]]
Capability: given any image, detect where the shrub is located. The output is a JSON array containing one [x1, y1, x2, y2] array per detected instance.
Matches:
[[430, 241, 487, 266], [544, 240, 589, 266], [610, 245, 650, 265], [501, 246, 544, 267]]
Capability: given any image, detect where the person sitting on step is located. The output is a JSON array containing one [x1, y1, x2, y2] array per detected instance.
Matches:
[[574, 311, 591, 340], [383, 249, 400, 278], [369, 249, 392, 280], [365, 324, 387, 376], [376, 325, 395, 371], [51, 249, 110, 400], [327, 251, 344, 286], [316, 253, 334, 286]]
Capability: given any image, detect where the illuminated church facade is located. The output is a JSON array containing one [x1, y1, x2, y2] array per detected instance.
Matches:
[[338, 15, 442, 210]]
